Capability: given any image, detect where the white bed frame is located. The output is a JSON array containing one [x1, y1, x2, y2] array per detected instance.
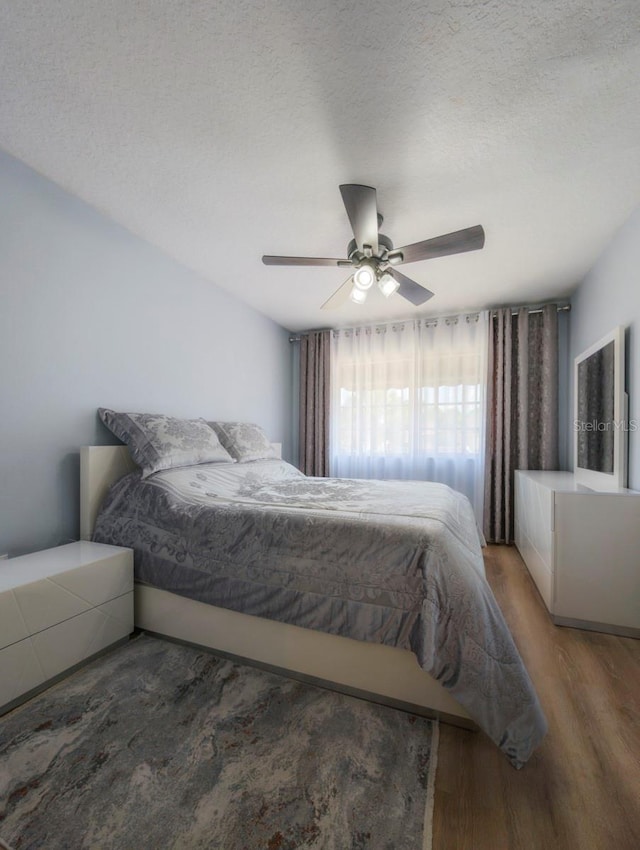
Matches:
[[80, 445, 475, 728]]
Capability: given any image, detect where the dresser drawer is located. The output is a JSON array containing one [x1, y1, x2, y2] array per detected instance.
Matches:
[[516, 528, 554, 609]]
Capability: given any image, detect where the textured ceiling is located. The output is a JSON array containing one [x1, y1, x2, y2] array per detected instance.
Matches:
[[1, 1, 639, 331]]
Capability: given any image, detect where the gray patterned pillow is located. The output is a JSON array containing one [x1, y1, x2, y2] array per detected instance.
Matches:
[[99, 409, 234, 478], [209, 421, 278, 463]]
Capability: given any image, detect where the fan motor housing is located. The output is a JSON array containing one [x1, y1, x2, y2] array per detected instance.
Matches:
[[347, 233, 394, 263]]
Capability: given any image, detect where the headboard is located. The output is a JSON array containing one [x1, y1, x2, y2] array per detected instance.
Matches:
[[80, 446, 137, 540], [79, 442, 283, 540]]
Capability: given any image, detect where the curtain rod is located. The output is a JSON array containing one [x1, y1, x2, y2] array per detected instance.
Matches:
[[497, 304, 571, 318], [288, 303, 571, 342]]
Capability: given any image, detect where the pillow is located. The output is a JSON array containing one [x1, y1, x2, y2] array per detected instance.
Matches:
[[99, 408, 234, 478], [209, 421, 278, 463]]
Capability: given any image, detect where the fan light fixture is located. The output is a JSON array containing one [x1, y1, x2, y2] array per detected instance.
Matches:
[[349, 285, 368, 304], [353, 263, 375, 290], [378, 272, 399, 298]]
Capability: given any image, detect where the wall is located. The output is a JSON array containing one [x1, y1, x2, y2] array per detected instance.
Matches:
[[0, 151, 292, 556], [569, 206, 640, 489], [557, 309, 570, 471]]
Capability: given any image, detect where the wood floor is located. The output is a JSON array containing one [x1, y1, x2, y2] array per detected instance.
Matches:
[[432, 544, 640, 850]]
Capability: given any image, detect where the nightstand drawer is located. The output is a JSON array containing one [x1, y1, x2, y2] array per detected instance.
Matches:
[[0, 542, 134, 714], [0, 543, 133, 649], [0, 592, 133, 707]]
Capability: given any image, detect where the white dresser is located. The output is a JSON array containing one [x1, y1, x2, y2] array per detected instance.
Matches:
[[514, 470, 640, 638], [0, 541, 134, 713]]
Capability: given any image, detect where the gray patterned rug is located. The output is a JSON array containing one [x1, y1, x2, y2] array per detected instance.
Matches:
[[0, 635, 438, 850]]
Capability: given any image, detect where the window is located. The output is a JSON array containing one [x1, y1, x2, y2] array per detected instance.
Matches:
[[330, 315, 488, 521]]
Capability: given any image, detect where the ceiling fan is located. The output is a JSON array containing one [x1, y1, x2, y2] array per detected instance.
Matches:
[[262, 184, 485, 310]]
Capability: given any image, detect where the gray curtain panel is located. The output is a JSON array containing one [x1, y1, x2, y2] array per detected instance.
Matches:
[[483, 304, 559, 543], [299, 330, 330, 476]]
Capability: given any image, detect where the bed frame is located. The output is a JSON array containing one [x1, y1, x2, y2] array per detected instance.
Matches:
[[80, 445, 475, 729]]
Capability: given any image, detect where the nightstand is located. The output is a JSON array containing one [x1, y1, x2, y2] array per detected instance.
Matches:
[[0, 541, 134, 714]]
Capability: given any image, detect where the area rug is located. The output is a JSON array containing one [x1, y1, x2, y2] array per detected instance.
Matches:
[[0, 635, 438, 849]]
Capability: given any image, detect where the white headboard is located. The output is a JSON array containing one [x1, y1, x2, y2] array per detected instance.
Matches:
[[80, 442, 283, 540], [80, 446, 137, 540]]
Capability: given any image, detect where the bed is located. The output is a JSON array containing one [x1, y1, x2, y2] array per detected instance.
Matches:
[[80, 420, 546, 769]]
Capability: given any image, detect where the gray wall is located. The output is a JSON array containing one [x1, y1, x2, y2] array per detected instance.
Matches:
[[0, 151, 292, 556], [557, 308, 571, 471], [569, 206, 640, 489]]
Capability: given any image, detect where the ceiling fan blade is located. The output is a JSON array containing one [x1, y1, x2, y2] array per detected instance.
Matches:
[[390, 269, 435, 306], [262, 255, 351, 267], [395, 225, 485, 265], [339, 184, 379, 254], [321, 276, 354, 310]]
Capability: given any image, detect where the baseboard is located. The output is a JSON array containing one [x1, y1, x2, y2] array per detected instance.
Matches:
[[552, 615, 640, 639]]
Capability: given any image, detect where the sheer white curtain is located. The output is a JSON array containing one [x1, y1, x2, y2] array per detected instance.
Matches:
[[330, 313, 489, 522]]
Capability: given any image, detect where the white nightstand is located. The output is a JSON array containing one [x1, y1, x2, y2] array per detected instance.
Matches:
[[0, 541, 134, 714]]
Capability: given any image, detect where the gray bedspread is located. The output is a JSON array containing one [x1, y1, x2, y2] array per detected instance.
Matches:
[[93, 459, 547, 767]]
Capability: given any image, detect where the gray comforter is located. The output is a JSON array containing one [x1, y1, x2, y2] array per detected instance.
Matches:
[[93, 459, 547, 767]]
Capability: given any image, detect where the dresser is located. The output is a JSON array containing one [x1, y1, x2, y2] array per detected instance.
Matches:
[[514, 470, 640, 638], [0, 541, 134, 713]]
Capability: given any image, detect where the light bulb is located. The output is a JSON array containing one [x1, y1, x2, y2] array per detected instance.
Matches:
[[378, 272, 400, 298], [353, 264, 374, 290], [349, 284, 368, 304]]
